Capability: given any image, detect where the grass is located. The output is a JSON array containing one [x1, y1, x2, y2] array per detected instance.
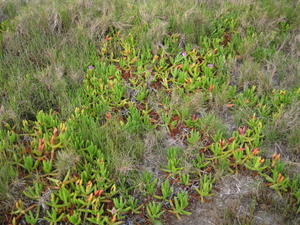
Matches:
[[1, 0, 300, 224]]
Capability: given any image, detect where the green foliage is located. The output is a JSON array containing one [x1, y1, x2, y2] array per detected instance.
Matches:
[[160, 180, 173, 200], [195, 174, 215, 201], [142, 171, 158, 195], [1, 1, 300, 224], [146, 201, 164, 222], [290, 175, 300, 213], [162, 147, 183, 175], [23, 183, 43, 200], [180, 173, 190, 186], [25, 210, 39, 225], [187, 130, 200, 145], [169, 191, 191, 219], [22, 155, 35, 172], [42, 160, 53, 174], [0, 163, 17, 197]]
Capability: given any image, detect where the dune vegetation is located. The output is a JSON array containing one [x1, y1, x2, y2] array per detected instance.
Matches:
[[1, 0, 300, 224]]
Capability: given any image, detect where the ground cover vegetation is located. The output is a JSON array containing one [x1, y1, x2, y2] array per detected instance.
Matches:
[[0, 0, 300, 224]]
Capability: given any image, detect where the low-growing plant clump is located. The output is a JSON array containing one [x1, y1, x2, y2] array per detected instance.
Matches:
[[1, 0, 300, 224]]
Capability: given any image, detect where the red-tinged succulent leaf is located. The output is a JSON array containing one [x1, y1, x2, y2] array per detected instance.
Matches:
[[169, 126, 180, 137], [238, 126, 247, 135], [50, 135, 55, 145], [106, 112, 112, 120], [136, 103, 146, 111], [38, 138, 45, 152], [277, 174, 285, 183], [191, 114, 199, 120], [272, 153, 281, 161], [222, 32, 232, 46], [121, 70, 133, 81], [104, 36, 112, 41], [226, 103, 234, 108], [251, 148, 260, 155], [150, 78, 163, 89], [171, 115, 180, 122], [176, 64, 183, 69], [227, 137, 235, 144], [53, 128, 59, 137], [94, 190, 104, 197]]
